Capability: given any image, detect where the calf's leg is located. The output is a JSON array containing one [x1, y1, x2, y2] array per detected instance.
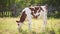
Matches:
[[27, 14, 32, 31]]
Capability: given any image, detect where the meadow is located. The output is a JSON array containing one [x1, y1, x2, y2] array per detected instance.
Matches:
[[0, 17, 60, 34]]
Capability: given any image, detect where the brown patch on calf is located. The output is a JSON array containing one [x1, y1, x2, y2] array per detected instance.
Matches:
[[35, 6, 39, 10], [29, 8, 35, 11], [16, 11, 27, 23], [29, 6, 42, 18], [29, 7, 36, 18], [29, 7, 37, 18]]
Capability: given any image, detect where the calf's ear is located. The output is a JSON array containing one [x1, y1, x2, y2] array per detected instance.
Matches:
[[16, 21, 20, 23]]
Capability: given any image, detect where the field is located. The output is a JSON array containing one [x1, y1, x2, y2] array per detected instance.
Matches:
[[0, 17, 60, 34]]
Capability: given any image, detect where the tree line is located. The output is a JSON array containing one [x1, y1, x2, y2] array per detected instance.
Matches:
[[0, 0, 60, 18]]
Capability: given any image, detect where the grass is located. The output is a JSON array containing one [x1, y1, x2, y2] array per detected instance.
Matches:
[[0, 17, 60, 34]]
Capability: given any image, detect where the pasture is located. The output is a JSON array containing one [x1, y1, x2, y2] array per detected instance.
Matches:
[[0, 17, 60, 34]]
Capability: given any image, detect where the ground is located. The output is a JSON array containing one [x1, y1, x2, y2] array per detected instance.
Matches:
[[0, 17, 60, 34]]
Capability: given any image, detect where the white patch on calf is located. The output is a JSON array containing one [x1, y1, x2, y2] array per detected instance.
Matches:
[[17, 22, 23, 28], [22, 7, 32, 30]]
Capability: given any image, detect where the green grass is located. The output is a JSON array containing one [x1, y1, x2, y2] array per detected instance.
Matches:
[[0, 17, 60, 34]]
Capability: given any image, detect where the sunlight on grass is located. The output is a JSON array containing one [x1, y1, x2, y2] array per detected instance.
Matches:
[[0, 17, 60, 34]]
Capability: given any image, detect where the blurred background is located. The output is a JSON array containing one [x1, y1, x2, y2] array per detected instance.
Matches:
[[0, 0, 60, 34], [0, 0, 60, 18]]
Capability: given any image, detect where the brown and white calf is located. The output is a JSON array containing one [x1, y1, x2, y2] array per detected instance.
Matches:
[[16, 5, 48, 31]]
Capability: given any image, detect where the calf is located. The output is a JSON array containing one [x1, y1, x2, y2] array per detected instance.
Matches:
[[16, 5, 48, 32]]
